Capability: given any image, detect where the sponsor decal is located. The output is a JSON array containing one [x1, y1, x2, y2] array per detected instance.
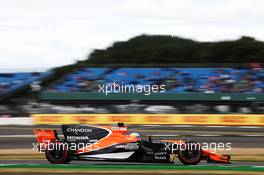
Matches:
[[67, 128, 93, 133], [74, 116, 97, 123], [39, 116, 64, 122], [261, 116, 264, 124], [67, 136, 89, 140], [145, 116, 170, 123], [222, 116, 246, 123], [115, 143, 139, 150], [184, 116, 208, 123], [89, 139, 98, 142], [155, 152, 167, 155], [32, 114, 264, 126], [111, 126, 127, 131], [154, 156, 167, 160], [110, 116, 133, 122]]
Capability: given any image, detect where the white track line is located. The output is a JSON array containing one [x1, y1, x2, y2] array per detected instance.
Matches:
[[203, 126, 227, 128], [171, 125, 194, 127], [237, 126, 262, 129], [242, 134, 264, 137], [195, 134, 221, 137], [139, 125, 161, 127]]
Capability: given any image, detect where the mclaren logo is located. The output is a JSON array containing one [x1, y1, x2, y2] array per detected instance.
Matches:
[[67, 128, 92, 133], [67, 136, 89, 140]]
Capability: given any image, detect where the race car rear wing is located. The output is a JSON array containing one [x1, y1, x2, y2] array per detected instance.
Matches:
[[33, 128, 59, 144]]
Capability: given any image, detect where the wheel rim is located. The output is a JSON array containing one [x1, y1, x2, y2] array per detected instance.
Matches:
[[180, 142, 201, 162], [48, 143, 66, 159], [182, 149, 200, 161], [50, 149, 64, 159]]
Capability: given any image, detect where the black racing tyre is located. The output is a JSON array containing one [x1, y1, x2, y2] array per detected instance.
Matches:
[[45, 142, 71, 164], [178, 141, 202, 165]]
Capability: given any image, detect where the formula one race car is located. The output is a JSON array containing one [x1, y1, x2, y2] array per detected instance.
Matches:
[[33, 123, 230, 165]]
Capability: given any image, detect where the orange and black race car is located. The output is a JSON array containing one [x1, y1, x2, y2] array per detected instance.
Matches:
[[33, 123, 230, 165]]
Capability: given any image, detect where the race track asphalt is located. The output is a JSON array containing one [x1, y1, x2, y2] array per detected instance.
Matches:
[[0, 160, 264, 175], [1, 159, 264, 166]]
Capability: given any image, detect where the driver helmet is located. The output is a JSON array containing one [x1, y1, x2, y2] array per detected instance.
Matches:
[[129, 132, 141, 139]]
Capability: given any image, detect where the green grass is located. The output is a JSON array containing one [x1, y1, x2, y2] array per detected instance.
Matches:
[[0, 164, 264, 172]]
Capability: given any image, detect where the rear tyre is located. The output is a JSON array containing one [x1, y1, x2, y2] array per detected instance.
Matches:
[[45, 142, 71, 164], [178, 141, 202, 165]]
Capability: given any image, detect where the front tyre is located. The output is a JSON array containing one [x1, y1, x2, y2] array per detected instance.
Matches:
[[45, 142, 71, 164], [178, 141, 202, 165]]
